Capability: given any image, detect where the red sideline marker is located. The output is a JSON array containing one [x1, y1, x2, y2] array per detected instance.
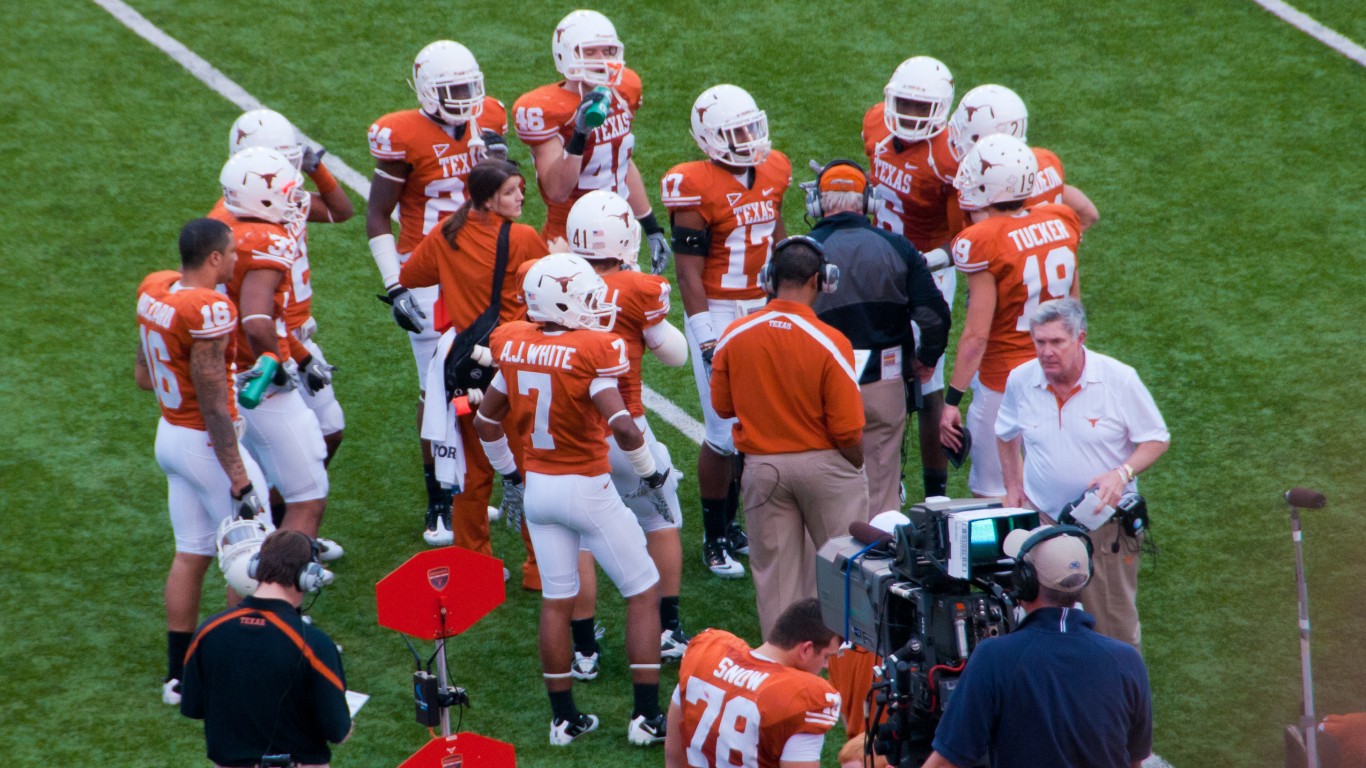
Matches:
[[376, 547, 506, 639], [398, 732, 516, 768]]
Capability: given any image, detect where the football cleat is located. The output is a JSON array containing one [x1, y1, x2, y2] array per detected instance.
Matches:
[[571, 650, 600, 681], [315, 537, 344, 562], [627, 713, 667, 746], [661, 626, 690, 661], [162, 678, 182, 706], [703, 538, 745, 579], [423, 503, 454, 547], [550, 712, 599, 746], [725, 522, 749, 556]]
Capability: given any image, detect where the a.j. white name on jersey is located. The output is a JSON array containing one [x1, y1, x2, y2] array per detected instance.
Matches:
[[500, 340, 578, 370]]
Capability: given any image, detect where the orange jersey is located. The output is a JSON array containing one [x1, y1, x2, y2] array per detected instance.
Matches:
[[675, 630, 841, 768], [951, 203, 1082, 390], [863, 103, 960, 252], [1028, 147, 1066, 206], [399, 211, 547, 332], [660, 152, 791, 300], [208, 202, 300, 369], [136, 271, 239, 430], [712, 299, 865, 455], [513, 69, 644, 241], [600, 269, 671, 420], [367, 102, 511, 254], [282, 202, 312, 331], [490, 321, 630, 476]]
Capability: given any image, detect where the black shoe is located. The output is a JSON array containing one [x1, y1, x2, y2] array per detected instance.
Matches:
[[703, 537, 744, 578], [725, 521, 749, 556]]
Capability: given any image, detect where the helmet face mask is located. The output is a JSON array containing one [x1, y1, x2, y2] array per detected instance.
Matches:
[[229, 109, 304, 170], [523, 253, 619, 332], [221, 146, 309, 227], [691, 84, 771, 168], [414, 40, 486, 125], [567, 190, 642, 268], [947, 84, 1029, 162], [553, 11, 625, 87], [953, 133, 1038, 212], [883, 56, 954, 142]]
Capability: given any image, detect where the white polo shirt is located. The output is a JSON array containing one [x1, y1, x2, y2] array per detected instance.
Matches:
[[995, 348, 1169, 516]]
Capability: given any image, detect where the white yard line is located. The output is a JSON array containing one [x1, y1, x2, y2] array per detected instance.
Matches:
[[1252, 0, 1366, 66], [92, 0, 708, 446]]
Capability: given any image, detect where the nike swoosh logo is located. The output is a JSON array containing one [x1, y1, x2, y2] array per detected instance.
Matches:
[[762, 187, 775, 196]]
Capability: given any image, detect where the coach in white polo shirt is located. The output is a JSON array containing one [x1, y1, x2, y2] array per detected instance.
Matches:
[[995, 299, 1169, 649]]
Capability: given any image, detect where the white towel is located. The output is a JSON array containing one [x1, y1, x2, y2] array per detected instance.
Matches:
[[421, 329, 466, 492]]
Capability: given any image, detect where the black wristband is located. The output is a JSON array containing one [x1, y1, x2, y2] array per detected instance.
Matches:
[[945, 386, 966, 407], [636, 211, 663, 236], [565, 131, 587, 156], [233, 482, 253, 501], [506, 471, 524, 486]]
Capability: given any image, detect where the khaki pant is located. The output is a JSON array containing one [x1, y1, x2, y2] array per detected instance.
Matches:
[[860, 378, 907, 518], [1045, 512, 1142, 650], [743, 449, 869, 639]]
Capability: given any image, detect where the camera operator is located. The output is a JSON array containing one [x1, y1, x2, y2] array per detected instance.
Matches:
[[181, 530, 351, 767], [995, 299, 1169, 648], [922, 525, 1152, 768], [807, 161, 952, 511]]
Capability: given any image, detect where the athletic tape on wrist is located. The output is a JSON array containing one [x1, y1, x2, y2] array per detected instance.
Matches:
[[368, 234, 401, 287], [480, 436, 518, 475], [624, 442, 657, 477]]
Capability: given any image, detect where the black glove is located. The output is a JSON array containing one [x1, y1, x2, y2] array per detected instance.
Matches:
[[501, 472, 526, 531], [301, 146, 326, 175], [699, 339, 716, 368], [299, 355, 334, 395], [377, 284, 427, 333], [637, 212, 671, 275], [232, 482, 269, 521], [480, 130, 508, 161], [625, 468, 674, 523]]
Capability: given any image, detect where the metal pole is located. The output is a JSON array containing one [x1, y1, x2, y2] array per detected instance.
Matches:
[[436, 606, 452, 738], [1289, 506, 1319, 768]]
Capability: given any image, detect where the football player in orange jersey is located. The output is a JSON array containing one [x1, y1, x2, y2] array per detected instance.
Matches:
[[365, 40, 510, 533], [663, 83, 790, 578], [939, 134, 1082, 498], [556, 191, 692, 679], [211, 148, 335, 554], [945, 83, 1100, 231], [513, 10, 672, 273], [664, 598, 843, 768], [862, 55, 958, 501], [475, 253, 670, 747], [135, 217, 270, 705], [229, 109, 353, 466]]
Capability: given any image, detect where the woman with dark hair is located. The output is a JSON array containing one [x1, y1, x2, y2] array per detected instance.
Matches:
[[399, 159, 548, 584]]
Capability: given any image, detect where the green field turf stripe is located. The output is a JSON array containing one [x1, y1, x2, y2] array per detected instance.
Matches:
[[92, 0, 711, 448], [1251, 0, 1366, 65]]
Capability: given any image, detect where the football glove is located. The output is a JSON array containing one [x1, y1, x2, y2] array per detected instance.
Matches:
[[626, 469, 674, 523], [232, 482, 269, 522], [698, 339, 717, 368], [501, 473, 526, 531], [301, 146, 326, 175], [235, 358, 295, 392], [378, 284, 427, 334], [480, 130, 508, 161], [573, 88, 611, 135], [636, 211, 672, 275], [299, 355, 334, 395]]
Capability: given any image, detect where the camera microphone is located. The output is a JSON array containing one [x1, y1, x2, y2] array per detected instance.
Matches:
[[850, 520, 895, 548], [1285, 488, 1326, 509]]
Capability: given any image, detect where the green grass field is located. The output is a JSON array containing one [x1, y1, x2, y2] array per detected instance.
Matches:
[[2, 1, 1364, 765]]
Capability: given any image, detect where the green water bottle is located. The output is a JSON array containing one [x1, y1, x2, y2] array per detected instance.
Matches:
[[237, 352, 280, 409], [583, 86, 612, 128]]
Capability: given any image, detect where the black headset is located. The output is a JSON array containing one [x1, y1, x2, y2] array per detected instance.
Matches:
[[248, 531, 328, 593], [804, 159, 873, 219], [1010, 525, 1093, 602], [758, 234, 840, 295]]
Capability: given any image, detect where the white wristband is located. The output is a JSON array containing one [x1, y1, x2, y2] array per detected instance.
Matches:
[[369, 234, 401, 288], [479, 436, 518, 476], [624, 442, 657, 478], [685, 313, 716, 345]]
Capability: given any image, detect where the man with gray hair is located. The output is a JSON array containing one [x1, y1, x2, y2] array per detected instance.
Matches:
[[807, 160, 951, 512], [995, 299, 1169, 648]]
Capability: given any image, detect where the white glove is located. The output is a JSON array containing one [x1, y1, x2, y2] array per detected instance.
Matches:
[[625, 469, 673, 523]]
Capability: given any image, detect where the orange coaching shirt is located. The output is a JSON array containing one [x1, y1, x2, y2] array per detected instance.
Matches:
[[711, 299, 864, 455], [674, 629, 841, 768], [660, 152, 792, 301], [136, 270, 239, 430], [489, 320, 630, 477], [367, 102, 510, 255], [951, 202, 1082, 391]]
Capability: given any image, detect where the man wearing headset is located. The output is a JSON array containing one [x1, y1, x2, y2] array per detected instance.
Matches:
[[922, 525, 1152, 768], [181, 530, 351, 767], [806, 160, 951, 516], [710, 238, 868, 640]]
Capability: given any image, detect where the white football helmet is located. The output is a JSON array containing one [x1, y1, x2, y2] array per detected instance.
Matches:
[[229, 109, 304, 169], [947, 84, 1029, 162], [954, 134, 1038, 211], [523, 253, 618, 331], [552, 10, 625, 87], [690, 84, 771, 168], [883, 56, 954, 142], [567, 190, 642, 268], [413, 40, 486, 125], [220, 147, 308, 226], [216, 516, 271, 597]]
